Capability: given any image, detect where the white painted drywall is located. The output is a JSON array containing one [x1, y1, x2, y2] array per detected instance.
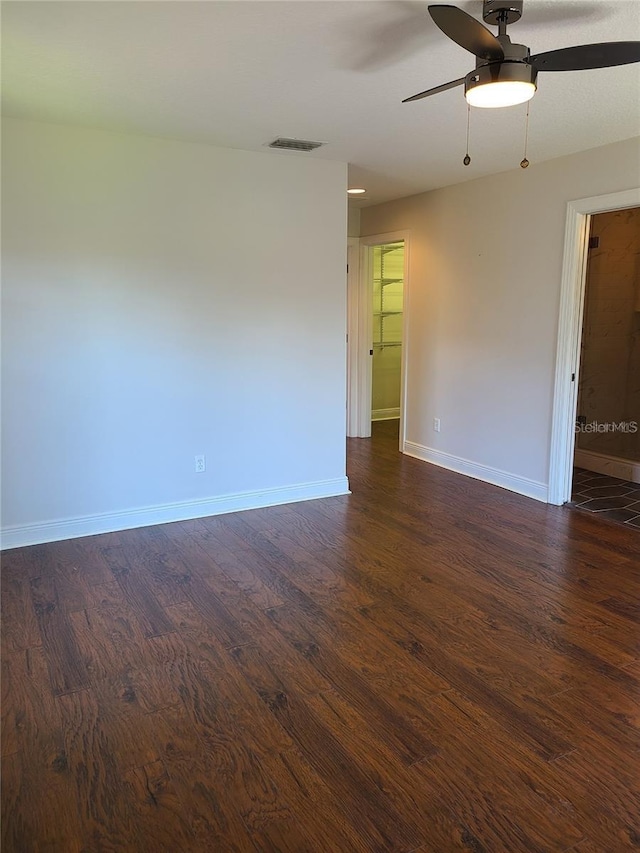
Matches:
[[360, 137, 640, 496], [1, 118, 348, 545], [347, 205, 361, 238]]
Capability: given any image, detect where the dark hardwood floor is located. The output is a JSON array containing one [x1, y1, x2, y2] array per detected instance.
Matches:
[[2, 420, 639, 852]]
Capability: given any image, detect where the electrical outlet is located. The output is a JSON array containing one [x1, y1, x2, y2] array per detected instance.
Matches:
[[433, 418, 441, 433], [195, 455, 206, 473]]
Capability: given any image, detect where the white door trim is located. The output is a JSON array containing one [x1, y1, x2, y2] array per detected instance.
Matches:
[[350, 230, 411, 448], [346, 237, 363, 437], [548, 187, 640, 505]]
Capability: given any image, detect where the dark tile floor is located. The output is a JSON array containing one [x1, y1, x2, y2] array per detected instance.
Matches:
[[570, 467, 640, 527]]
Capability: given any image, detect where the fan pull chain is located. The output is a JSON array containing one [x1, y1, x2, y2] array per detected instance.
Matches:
[[520, 102, 530, 169], [463, 104, 471, 166]]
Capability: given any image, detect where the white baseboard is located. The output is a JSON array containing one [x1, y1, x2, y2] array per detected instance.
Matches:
[[372, 407, 400, 422], [0, 477, 351, 550], [403, 441, 548, 503], [574, 448, 640, 484]]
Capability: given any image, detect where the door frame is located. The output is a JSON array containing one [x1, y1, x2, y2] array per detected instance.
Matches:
[[347, 230, 410, 448], [346, 237, 362, 437], [547, 187, 640, 505]]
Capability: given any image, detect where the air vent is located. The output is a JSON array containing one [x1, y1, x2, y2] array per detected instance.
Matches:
[[268, 138, 325, 152]]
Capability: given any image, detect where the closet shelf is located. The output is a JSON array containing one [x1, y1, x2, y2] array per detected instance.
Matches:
[[373, 243, 403, 357]]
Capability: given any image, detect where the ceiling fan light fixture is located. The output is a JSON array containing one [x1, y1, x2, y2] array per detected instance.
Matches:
[[466, 79, 536, 107], [465, 61, 537, 108]]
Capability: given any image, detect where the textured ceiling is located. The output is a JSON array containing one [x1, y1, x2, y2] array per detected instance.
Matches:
[[2, 0, 640, 206]]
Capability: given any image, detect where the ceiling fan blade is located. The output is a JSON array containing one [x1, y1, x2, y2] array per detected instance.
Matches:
[[402, 76, 466, 103], [428, 4, 504, 61], [531, 41, 640, 72]]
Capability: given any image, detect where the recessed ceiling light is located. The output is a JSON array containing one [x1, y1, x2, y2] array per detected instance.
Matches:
[[347, 188, 366, 195]]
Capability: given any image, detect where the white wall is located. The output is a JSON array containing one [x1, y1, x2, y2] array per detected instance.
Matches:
[[1, 118, 349, 547], [361, 137, 640, 500], [347, 205, 361, 238]]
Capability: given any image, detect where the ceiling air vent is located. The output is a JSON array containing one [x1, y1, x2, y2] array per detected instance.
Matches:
[[268, 137, 325, 152]]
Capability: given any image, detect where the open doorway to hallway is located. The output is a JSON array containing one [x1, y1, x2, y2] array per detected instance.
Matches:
[[568, 206, 640, 527], [549, 187, 640, 508]]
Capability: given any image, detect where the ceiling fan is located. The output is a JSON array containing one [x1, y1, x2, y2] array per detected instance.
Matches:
[[403, 1, 640, 108]]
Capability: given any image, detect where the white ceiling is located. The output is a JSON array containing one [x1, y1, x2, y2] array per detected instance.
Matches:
[[2, 0, 640, 206]]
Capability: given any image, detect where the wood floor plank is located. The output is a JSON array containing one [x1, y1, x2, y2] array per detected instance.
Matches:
[[357, 599, 576, 761], [150, 702, 257, 851], [471, 678, 638, 794], [131, 524, 256, 650], [57, 688, 146, 851], [263, 602, 439, 764], [546, 749, 640, 847], [60, 537, 116, 587], [1, 552, 40, 652], [622, 658, 640, 678], [101, 528, 188, 609], [227, 642, 425, 852], [254, 522, 377, 608], [598, 595, 640, 624], [305, 493, 638, 675], [268, 540, 567, 695], [186, 535, 285, 610], [1, 659, 20, 758], [167, 596, 330, 696], [375, 693, 587, 852], [571, 840, 612, 853], [410, 754, 584, 853], [99, 536, 176, 638], [1, 749, 85, 853], [122, 759, 196, 852], [266, 594, 450, 698], [266, 745, 377, 853], [70, 588, 183, 715], [310, 463, 639, 606], [295, 686, 495, 852], [192, 513, 262, 553], [29, 575, 90, 695], [146, 628, 294, 757], [1, 646, 65, 763], [407, 689, 582, 809], [146, 635, 307, 847], [69, 592, 141, 676], [31, 540, 96, 613], [1, 646, 86, 851]]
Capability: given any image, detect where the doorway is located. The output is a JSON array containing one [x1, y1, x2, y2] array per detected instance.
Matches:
[[568, 207, 640, 526], [346, 231, 410, 446], [548, 187, 640, 505], [372, 242, 404, 423], [574, 207, 640, 476]]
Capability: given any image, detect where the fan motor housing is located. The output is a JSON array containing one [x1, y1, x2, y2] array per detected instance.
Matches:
[[483, 1, 524, 25], [495, 37, 530, 62]]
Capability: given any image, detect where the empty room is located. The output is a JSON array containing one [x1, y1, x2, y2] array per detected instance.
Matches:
[[2, 1, 639, 851]]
